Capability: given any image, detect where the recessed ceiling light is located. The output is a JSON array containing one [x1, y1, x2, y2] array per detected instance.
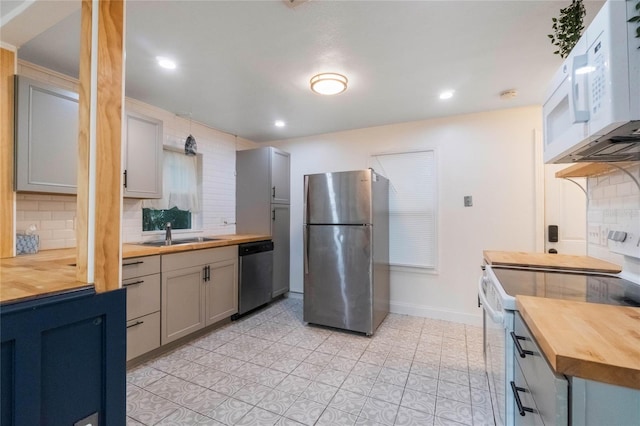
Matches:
[[156, 56, 176, 70], [274, 120, 286, 127], [439, 90, 454, 100], [310, 73, 348, 95]]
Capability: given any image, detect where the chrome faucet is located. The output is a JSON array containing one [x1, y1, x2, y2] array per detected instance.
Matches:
[[165, 222, 172, 245]]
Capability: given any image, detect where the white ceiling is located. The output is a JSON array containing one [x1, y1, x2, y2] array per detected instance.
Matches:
[[4, 0, 605, 142]]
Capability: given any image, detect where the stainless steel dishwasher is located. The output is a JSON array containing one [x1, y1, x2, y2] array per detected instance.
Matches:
[[235, 240, 274, 318]]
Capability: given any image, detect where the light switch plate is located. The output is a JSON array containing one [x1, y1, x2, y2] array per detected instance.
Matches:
[[464, 196, 473, 207], [74, 412, 98, 426]]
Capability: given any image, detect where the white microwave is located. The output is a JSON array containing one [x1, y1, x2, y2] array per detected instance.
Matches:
[[543, 0, 640, 164]]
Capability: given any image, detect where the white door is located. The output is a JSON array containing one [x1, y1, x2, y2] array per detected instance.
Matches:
[[544, 164, 587, 255]]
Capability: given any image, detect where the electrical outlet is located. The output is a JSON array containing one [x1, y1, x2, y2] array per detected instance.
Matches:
[[74, 412, 98, 426], [464, 196, 473, 207]]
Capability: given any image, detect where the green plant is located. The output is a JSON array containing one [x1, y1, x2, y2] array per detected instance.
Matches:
[[629, 1, 640, 48], [548, 0, 586, 58]]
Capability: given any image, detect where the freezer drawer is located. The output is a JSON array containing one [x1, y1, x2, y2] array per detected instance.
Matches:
[[303, 224, 373, 334]]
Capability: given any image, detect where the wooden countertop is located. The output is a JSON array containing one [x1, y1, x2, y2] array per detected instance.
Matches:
[[0, 234, 270, 305], [516, 295, 640, 390], [484, 250, 621, 274]]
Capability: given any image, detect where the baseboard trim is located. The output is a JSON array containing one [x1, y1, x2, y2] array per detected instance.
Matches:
[[389, 301, 482, 326]]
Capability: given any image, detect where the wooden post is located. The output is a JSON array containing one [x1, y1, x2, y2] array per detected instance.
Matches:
[[77, 0, 124, 291], [0, 47, 16, 259]]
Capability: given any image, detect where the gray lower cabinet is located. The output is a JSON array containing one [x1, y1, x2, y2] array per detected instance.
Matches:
[[513, 312, 640, 426], [14, 76, 79, 194], [124, 255, 161, 361], [123, 110, 163, 199], [272, 204, 290, 297], [162, 247, 238, 345]]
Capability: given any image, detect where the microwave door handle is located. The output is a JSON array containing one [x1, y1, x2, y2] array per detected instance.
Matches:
[[571, 53, 590, 123], [478, 276, 504, 325]]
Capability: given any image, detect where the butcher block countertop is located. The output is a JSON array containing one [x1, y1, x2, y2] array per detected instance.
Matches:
[[483, 250, 621, 273], [0, 234, 270, 305], [516, 295, 640, 390]]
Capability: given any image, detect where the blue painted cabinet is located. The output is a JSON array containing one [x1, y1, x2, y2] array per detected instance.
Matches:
[[1, 288, 126, 426]]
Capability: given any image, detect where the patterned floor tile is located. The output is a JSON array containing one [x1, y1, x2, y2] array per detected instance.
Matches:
[[369, 381, 404, 405], [126, 365, 167, 388], [435, 397, 473, 425], [275, 374, 312, 396], [154, 406, 212, 425], [394, 406, 436, 426], [283, 397, 326, 426], [125, 298, 495, 426], [144, 375, 207, 406], [342, 374, 376, 396], [329, 388, 368, 415], [257, 389, 299, 415], [209, 397, 253, 425], [126, 385, 179, 425], [236, 406, 282, 426], [181, 388, 228, 417], [358, 397, 399, 426], [400, 387, 436, 414], [316, 406, 358, 426]]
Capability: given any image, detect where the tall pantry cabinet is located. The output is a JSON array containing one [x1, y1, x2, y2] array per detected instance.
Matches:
[[236, 147, 290, 297]]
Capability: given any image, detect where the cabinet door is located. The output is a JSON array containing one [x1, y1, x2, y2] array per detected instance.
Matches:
[[270, 148, 290, 204], [124, 111, 163, 198], [161, 266, 205, 344], [205, 258, 238, 326], [15, 76, 79, 194], [272, 204, 290, 297]]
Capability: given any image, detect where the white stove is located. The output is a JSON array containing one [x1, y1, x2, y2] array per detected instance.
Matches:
[[478, 264, 640, 426]]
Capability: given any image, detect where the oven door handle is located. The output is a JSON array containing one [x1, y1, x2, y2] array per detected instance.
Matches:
[[478, 276, 504, 325]]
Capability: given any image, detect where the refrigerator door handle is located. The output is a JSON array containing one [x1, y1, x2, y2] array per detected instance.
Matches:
[[303, 225, 309, 275], [304, 175, 309, 223]]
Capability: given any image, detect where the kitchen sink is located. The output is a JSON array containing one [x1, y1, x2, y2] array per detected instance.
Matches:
[[137, 237, 225, 247]]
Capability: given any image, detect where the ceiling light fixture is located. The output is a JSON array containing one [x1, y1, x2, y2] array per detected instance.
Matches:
[[439, 90, 454, 100], [156, 56, 176, 70], [310, 73, 348, 95], [274, 120, 285, 127]]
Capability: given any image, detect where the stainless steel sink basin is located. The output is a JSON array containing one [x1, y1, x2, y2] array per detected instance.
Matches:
[[138, 237, 225, 247]]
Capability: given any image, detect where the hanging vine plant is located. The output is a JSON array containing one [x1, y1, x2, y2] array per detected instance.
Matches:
[[629, 1, 640, 48], [548, 0, 586, 58]]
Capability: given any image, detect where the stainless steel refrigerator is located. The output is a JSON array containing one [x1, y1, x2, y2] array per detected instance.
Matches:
[[303, 169, 389, 335]]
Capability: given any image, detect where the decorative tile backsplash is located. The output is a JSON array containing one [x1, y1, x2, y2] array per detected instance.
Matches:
[[586, 163, 640, 275]]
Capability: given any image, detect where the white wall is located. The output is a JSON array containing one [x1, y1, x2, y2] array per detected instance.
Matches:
[[271, 106, 542, 325]]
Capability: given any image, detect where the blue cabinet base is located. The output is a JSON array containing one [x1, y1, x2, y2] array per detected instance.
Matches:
[[1, 288, 126, 426]]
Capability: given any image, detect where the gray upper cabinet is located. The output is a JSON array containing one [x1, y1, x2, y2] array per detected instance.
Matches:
[[271, 148, 290, 204], [14, 76, 79, 194], [123, 111, 163, 199]]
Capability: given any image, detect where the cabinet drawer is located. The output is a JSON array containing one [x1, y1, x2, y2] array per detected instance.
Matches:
[[125, 273, 160, 321], [513, 313, 568, 426], [126, 311, 160, 361], [162, 246, 236, 272], [513, 359, 544, 426], [122, 255, 160, 280]]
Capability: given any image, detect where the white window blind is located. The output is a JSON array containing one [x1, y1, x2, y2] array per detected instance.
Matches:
[[371, 150, 437, 269]]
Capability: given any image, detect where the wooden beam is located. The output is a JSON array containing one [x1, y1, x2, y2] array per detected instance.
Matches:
[[77, 0, 124, 291], [0, 48, 16, 258]]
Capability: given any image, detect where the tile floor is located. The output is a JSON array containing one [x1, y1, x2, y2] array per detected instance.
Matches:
[[127, 297, 494, 426]]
